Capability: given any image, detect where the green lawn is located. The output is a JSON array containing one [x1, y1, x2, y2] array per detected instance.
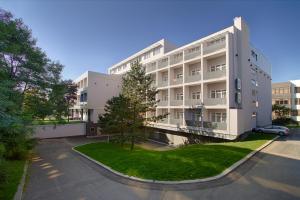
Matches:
[[75, 133, 275, 181], [0, 160, 26, 200]]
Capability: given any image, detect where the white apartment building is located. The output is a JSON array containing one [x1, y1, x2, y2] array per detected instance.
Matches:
[[108, 17, 272, 140], [71, 71, 122, 122]]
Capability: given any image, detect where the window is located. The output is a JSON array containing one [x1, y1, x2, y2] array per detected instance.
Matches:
[[176, 93, 183, 100], [175, 111, 183, 119], [144, 52, 151, 60], [194, 113, 201, 121], [251, 50, 258, 61], [251, 68, 257, 75], [295, 87, 300, 94], [295, 98, 300, 105], [252, 89, 257, 96], [192, 92, 201, 99], [211, 90, 226, 98], [153, 47, 161, 56], [251, 79, 257, 86], [188, 46, 200, 53], [252, 112, 257, 118], [191, 68, 200, 76], [162, 94, 168, 101], [162, 75, 168, 82], [211, 112, 226, 122], [209, 64, 225, 72], [176, 73, 183, 79]]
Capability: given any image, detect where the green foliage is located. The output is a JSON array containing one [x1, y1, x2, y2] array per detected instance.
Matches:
[[120, 61, 167, 150], [272, 104, 291, 118]]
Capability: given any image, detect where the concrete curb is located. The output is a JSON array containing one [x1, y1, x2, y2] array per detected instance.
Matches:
[[72, 135, 279, 185], [13, 160, 28, 200]]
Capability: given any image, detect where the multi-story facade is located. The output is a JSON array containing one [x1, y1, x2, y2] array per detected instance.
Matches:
[[108, 17, 272, 140], [70, 71, 122, 122], [272, 80, 300, 122]]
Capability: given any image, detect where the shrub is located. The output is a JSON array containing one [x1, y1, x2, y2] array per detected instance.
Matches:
[[0, 143, 5, 159], [272, 117, 298, 126], [0, 161, 7, 184]]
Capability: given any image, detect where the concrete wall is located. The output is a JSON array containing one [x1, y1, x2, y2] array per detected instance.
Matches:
[[33, 123, 86, 139]]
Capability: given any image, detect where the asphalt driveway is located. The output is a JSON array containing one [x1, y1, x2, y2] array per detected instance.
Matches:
[[23, 129, 300, 200]]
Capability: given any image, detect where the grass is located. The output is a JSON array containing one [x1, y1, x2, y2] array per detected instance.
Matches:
[[32, 119, 82, 125], [0, 160, 26, 200], [75, 133, 275, 181]]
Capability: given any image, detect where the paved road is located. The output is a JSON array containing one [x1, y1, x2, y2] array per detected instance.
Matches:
[[23, 130, 300, 200]]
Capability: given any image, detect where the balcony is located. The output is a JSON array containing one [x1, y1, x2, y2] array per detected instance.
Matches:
[[185, 99, 202, 107], [158, 118, 168, 124], [170, 77, 183, 85], [185, 120, 227, 130], [157, 100, 168, 106], [170, 100, 183, 106], [204, 98, 226, 106], [203, 41, 226, 55], [185, 74, 201, 83], [170, 118, 183, 126], [170, 53, 183, 65], [204, 70, 226, 80], [146, 63, 156, 73], [157, 80, 168, 87], [157, 58, 168, 69], [184, 49, 201, 61]]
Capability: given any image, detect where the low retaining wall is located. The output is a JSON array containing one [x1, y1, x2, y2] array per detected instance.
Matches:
[[33, 123, 86, 139]]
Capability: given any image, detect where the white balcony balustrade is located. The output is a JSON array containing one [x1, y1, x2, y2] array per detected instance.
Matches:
[[203, 41, 226, 55], [170, 100, 183, 106], [204, 98, 227, 106], [157, 58, 169, 69], [170, 53, 183, 65], [184, 49, 201, 60], [204, 69, 226, 80], [185, 74, 201, 83]]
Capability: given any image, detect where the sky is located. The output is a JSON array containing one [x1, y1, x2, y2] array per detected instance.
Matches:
[[1, 0, 300, 82]]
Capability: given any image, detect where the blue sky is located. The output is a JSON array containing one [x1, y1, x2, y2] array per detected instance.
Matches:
[[1, 0, 300, 82]]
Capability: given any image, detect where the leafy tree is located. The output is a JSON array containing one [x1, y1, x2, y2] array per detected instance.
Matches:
[[64, 80, 78, 122], [272, 104, 290, 119], [98, 95, 131, 146], [121, 61, 167, 150]]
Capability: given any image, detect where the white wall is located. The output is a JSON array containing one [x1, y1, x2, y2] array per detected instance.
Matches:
[[33, 123, 86, 139]]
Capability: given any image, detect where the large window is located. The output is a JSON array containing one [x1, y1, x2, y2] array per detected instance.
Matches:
[[211, 112, 226, 123], [174, 111, 183, 119], [162, 75, 168, 82], [295, 87, 300, 94], [192, 92, 201, 99], [176, 73, 183, 79], [144, 51, 151, 60], [211, 90, 226, 98], [191, 68, 200, 76], [153, 47, 161, 56], [176, 93, 183, 100], [209, 64, 226, 72], [162, 94, 168, 101]]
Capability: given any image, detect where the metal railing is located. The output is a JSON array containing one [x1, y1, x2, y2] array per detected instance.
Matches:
[[204, 98, 227, 106], [185, 74, 201, 83], [170, 53, 183, 65], [170, 100, 183, 106], [184, 50, 201, 60], [204, 70, 226, 80], [157, 81, 168, 87], [185, 99, 202, 107], [157, 100, 168, 106], [157, 59, 168, 69], [203, 42, 226, 55], [170, 77, 183, 85], [185, 120, 227, 130], [170, 118, 183, 126]]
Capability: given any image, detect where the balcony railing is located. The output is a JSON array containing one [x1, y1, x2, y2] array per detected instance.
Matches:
[[185, 99, 202, 107], [184, 49, 201, 60], [170, 100, 183, 106], [157, 100, 168, 106], [158, 118, 168, 124], [157, 58, 168, 69], [157, 81, 168, 87], [185, 120, 227, 130], [170, 118, 183, 126], [204, 70, 226, 80], [170, 53, 183, 65], [203, 42, 226, 55], [170, 77, 183, 85], [185, 74, 201, 83], [204, 98, 226, 106], [146, 63, 156, 73]]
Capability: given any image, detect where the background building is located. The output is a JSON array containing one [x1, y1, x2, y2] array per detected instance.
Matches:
[[272, 80, 300, 122], [71, 71, 122, 122]]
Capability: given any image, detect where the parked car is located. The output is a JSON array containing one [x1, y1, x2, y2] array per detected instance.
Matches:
[[253, 125, 289, 136]]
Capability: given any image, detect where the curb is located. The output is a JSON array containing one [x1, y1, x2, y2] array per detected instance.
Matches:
[[72, 135, 279, 185], [13, 160, 28, 200]]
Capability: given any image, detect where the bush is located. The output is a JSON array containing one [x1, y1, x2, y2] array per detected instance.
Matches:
[[0, 161, 7, 184], [272, 117, 298, 126], [0, 143, 5, 159]]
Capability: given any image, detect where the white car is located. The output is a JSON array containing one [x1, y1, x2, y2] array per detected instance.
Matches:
[[253, 125, 289, 136]]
